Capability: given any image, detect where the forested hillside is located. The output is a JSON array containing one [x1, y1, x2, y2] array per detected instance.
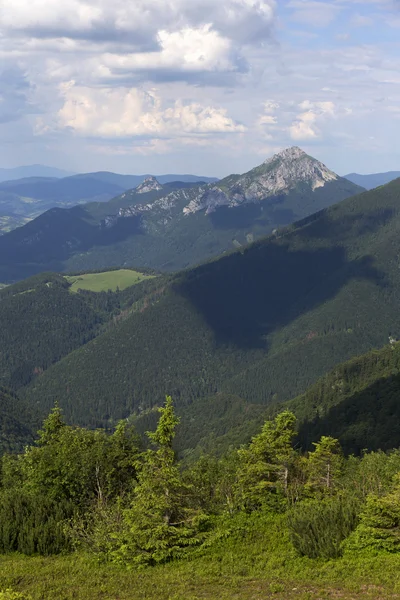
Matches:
[[15, 178, 400, 453], [0, 271, 165, 392], [0, 387, 36, 454]]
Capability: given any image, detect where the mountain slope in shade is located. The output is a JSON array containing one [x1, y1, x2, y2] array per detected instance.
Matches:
[[345, 171, 400, 190], [19, 178, 400, 455], [0, 148, 363, 282]]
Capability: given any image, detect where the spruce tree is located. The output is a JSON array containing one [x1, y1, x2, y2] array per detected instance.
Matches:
[[114, 397, 208, 565], [236, 411, 297, 511]]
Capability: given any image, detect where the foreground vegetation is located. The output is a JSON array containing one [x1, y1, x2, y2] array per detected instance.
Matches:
[[2, 399, 400, 598], [1, 523, 400, 599]]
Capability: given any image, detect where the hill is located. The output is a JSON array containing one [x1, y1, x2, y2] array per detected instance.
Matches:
[[345, 171, 400, 190], [0, 270, 162, 391], [16, 177, 400, 452], [289, 342, 400, 454], [0, 148, 362, 281], [0, 387, 36, 454]]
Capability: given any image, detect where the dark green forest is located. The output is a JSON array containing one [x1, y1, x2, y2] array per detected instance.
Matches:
[[6, 178, 400, 455]]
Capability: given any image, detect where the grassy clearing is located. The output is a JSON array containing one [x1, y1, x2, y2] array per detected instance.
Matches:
[[1, 514, 400, 600], [65, 270, 155, 293]]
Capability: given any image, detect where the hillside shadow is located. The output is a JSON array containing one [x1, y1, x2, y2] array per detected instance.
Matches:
[[296, 372, 400, 455], [175, 211, 386, 350]]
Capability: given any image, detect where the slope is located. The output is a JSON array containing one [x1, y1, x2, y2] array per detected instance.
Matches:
[[0, 387, 37, 454], [289, 342, 400, 454], [21, 178, 400, 450], [0, 148, 363, 282], [0, 270, 165, 392]]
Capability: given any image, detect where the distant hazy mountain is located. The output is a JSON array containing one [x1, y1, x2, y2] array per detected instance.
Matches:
[[0, 172, 218, 234], [0, 165, 75, 182], [0, 147, 363, 282], [344, 171, 400, 190]]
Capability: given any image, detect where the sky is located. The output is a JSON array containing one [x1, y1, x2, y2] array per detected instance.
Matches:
[[1, 0, 400, 177]]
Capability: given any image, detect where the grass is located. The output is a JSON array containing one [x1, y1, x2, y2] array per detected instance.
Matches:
[[65, 270, 155, 293], [1, 514, 400, 599]]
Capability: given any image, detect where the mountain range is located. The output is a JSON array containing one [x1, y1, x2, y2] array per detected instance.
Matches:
[[2, 172, 400, 456], [0, 147, 362, 283], [0, 171, 218, 235]]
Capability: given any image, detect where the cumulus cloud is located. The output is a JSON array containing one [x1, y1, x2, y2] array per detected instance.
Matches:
[[0, 0, 275, 47], [46, 83, 246, 138], [289, 101, 336, 141]]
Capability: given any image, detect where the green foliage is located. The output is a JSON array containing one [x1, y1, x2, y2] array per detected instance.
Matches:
[[0, 591, 32, 600], [306, 436, 344, 495], [236, 411, 297, 511], [346, 475, 400, 553], [112, 397, 209, 566], [288, 495, 359, 559], [0, 406, 140, 555], [0, 488, 74, 555]]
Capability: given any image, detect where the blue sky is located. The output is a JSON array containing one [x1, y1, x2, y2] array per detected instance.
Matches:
[[1, 0, 400, 176]]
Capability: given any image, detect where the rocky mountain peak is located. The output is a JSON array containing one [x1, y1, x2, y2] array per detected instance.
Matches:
[[183, 147, 339, 215], [263, 146, 306, 164], [135, 176, 163, 194]]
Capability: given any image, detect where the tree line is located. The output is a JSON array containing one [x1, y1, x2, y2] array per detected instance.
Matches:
[[1, 398, 400, 565]]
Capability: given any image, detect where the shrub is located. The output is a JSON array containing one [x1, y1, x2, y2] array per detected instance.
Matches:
[[345, 477, 400, 553], [287, 496, 359, 558], [0, 591, 32, 600]]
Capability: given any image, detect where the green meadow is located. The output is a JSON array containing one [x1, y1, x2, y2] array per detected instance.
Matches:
[[65, 269, 155, 293], [1, 514, 400, 600]]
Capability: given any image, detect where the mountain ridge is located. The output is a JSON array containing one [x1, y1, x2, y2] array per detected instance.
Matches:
[[0, 146, 362, 283]]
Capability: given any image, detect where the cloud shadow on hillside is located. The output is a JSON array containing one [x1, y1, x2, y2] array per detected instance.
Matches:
[[175, 210, 387, 350]]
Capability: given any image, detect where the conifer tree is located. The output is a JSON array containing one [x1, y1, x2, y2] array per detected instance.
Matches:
[[306, 436, 343, 495], [236, 411, 297, 511], [114, 397, 208, 565]]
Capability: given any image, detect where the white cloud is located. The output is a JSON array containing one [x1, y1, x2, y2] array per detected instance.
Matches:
[[0, 0, 275, 46], [100, 25, 239, 77], [48, 83, 246, 138], [289, 101, 336, 141]]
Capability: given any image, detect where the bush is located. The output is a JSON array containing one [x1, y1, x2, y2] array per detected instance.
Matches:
[[0, 489, 74, 555], [287, 496, 359, 559], [345, 478, 400, 553], [0, 591, 32, 600]]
